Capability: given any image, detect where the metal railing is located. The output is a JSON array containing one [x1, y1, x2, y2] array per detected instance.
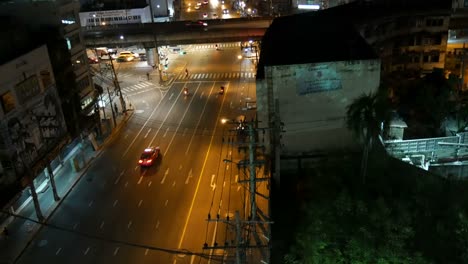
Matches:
[[384, 132, 468, 162]]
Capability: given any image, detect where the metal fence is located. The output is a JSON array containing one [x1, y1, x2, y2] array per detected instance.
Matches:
[[384, 132, 468, 162]]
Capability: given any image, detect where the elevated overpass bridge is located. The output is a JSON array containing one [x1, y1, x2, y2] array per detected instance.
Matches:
[[82, 17, 273, 48]]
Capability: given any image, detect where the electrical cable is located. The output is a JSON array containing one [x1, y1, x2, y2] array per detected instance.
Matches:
[[0, 210, 217, 259]]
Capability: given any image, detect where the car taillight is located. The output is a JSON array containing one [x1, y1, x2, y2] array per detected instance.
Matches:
[[138, 160, 143, 164], [146, 159, 152, 163]]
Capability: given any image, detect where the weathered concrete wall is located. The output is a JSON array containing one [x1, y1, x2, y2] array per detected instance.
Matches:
[[257, 59, 381, 156]]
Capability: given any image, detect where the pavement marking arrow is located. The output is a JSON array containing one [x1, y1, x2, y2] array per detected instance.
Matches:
[[210, 174, 216, 190]]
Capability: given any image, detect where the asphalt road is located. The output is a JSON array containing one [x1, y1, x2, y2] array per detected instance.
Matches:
[[16, 42, 264, 264]]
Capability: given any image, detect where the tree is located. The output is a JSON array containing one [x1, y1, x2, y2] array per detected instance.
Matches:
[[346, 90, 390, 183]]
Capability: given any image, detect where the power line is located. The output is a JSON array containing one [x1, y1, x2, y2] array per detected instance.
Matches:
[[0, 210, 215, 259]]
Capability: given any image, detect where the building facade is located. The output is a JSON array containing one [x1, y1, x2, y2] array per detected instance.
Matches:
[[0, 45, 68, 202], [0, 0, 99, 137], [256, 12, 379, 180]]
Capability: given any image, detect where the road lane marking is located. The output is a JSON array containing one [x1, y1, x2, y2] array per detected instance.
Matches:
[[73, 223, 78, 230], [163, 127, 169, 137], [127, 221, 132, 229], [56, 248, 62, 255], [160, 84, 200, 156], [138, 200, 143, 207], [161, 168, 169, 184], [148, 181, 152, 187], [144, 128, 152, 138], [179, 165, 182, 170], [237, 186, 241, 191], [134, 166, 139, 171], [184, 83, 210, 156], [156, 221, 160, 229], [165, 200, 168, 206], [178, 82, 226, 249], [115, 171, 124, 185], [84, 247, 90, 255], [145, 249, 149, 255], [125, 181, 128, 187], [137, 176, 143, 184], [88, 201, 93, 207], [148, 88, 184, 147], [100, 221, 105, 229], [169, 93, 174, 100], [113, 247, 120, 256], [172, 181, 176, 187], [223, 181, 226, 187], [235, 175, 238, 183], [113, 200, 118, 207], [122, 88, 166, 157], [200, 91, 204, 99], [185, 169, 193, 184]]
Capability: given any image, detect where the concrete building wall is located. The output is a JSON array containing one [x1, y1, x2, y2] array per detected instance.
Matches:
[[257, 59, 381, 156]]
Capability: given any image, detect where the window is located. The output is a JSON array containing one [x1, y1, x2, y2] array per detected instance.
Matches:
[[72, 54, 87, 71], [76, 77, 90, 91], [0, 91, 16, 114], [426, 18, 444, 27], [61, 12, 76, 25], [65, 35, 81, 50], [423, 55, 429, 63], [431, 54, 440, 62]]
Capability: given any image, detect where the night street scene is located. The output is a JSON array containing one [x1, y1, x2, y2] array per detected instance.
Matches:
[[1, 0, 468, 263]]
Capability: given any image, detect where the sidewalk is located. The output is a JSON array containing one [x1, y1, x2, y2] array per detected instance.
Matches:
[[0, 110, 134, 264]]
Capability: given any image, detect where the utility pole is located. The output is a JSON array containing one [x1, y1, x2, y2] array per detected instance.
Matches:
[[247, 122, 257, 220], [204, 119, 273, 263], [106, 85, 117, 128], [108, 56, 126, 113]]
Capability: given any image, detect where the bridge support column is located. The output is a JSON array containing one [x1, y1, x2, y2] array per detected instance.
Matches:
[[146, 48, 158, 68]]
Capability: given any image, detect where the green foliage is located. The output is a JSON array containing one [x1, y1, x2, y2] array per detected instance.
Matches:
[[282, 154, 468, 264]]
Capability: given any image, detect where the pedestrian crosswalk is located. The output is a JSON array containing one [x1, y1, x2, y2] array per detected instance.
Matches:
[[121, 81, 154, 95], [176, 72, 255, 80]]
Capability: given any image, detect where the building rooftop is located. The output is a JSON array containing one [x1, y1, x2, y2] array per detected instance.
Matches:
[[256, 11, 378, 79]]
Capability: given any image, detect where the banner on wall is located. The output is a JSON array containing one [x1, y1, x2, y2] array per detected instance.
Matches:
[[296, 63, 342, 95]]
